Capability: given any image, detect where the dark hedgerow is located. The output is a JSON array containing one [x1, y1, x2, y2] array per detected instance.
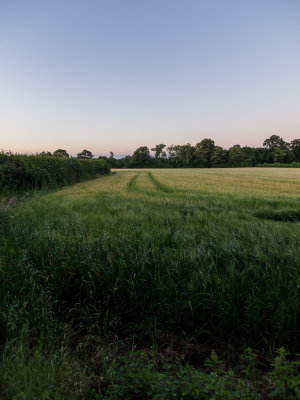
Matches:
[[0, 152, 110, 194], [256, 162, 300, 168]]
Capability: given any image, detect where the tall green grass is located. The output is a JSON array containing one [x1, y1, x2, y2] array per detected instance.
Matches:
[[1, 170, 300, 398], [1, 171, 300, 346]]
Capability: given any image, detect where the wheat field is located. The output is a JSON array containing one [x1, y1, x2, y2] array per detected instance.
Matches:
[[1, 168, 300, 398]]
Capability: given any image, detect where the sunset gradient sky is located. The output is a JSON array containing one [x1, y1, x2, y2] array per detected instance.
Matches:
[[1, 0, 300, 156]]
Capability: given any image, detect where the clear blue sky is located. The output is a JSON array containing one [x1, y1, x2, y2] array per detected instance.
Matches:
[[1, 0, 299, 156]]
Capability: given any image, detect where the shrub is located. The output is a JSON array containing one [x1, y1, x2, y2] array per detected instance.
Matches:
[[256, 162, 300, 168], [97, 353, 253, 400], [0, 152, 110, 195]]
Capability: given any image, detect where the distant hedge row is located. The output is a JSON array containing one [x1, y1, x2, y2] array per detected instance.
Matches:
[[256, 162, 300, 168], [0, 153, 110, 194]]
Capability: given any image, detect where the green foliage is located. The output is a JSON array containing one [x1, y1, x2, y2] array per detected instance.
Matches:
[[77, 149, 94, 159], [195, 139, 215, 167], [167, 144, 196, 167], [97, 354, 252, 400], [228, 144, 245, 165], [211, 146, 228, 166], [256, 162, 300, 168], [131, 146, 151, 167], [269, 347, 300, 399], [0, 152, 110, 194], [263, 135, 292, 163], [53, 149, 69, 157], [204, 350, 226, 375], [244, 348, 258, 381], [263, 135, 288, 150], [151, 144, 167, 167], [290, 139, 300, 162]]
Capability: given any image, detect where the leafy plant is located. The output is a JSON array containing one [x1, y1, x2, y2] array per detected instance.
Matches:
[[269, 347, 300, 399], [244, 348, 258, 380]]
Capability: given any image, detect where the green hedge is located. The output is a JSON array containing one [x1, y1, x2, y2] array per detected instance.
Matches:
[[256, 162, 300, 168], [0, 153, 110, 194]]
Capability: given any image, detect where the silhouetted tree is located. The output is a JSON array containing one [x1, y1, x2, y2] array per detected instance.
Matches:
[[195, 139, 215, 167], [263, 134, 287, 150], [77, 149, 94, 159], [228, 145, 245, 165], [132, 146, 151, 167], [151, 144, 167, 167], [167, 145, 179, 167], [290, 139, 300, 162], [263, 135, 291, 163], [241, 146, 257, 166], [106, 151, 118, 167], [252, 147, 271, 165], [124, 155, 132, 168], [211, 146, 228, 166], [167, 144, 195, 167], [53, 149, 69, 157], [179, 144, 196, 167]]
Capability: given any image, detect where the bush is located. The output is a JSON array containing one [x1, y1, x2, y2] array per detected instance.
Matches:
[[0, 152, 110, 195], [256, 162, 300, 168], [96, 353, 253, 400]]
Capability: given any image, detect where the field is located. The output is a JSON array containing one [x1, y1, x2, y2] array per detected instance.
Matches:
[[1, 168, 300, 399]]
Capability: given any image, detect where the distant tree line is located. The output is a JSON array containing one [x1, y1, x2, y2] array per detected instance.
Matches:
[[105, 135, 300, 168], [38, 135, 300, 168]]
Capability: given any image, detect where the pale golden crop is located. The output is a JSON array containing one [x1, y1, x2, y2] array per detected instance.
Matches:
[[123, 168, 300, 197], [51, 168, 300, 203], [134, 172, 157, 192]]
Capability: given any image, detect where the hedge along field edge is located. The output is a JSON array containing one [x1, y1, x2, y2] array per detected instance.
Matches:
[[0, 153, 111, 195]]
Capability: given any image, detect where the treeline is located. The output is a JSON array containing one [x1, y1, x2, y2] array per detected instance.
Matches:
[[103, 135, 300, 168], [4, 134, 300, 174], [0, 152, 110, 195]]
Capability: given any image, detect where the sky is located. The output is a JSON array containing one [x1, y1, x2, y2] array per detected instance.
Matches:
[[0, 0, 300, 157]]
